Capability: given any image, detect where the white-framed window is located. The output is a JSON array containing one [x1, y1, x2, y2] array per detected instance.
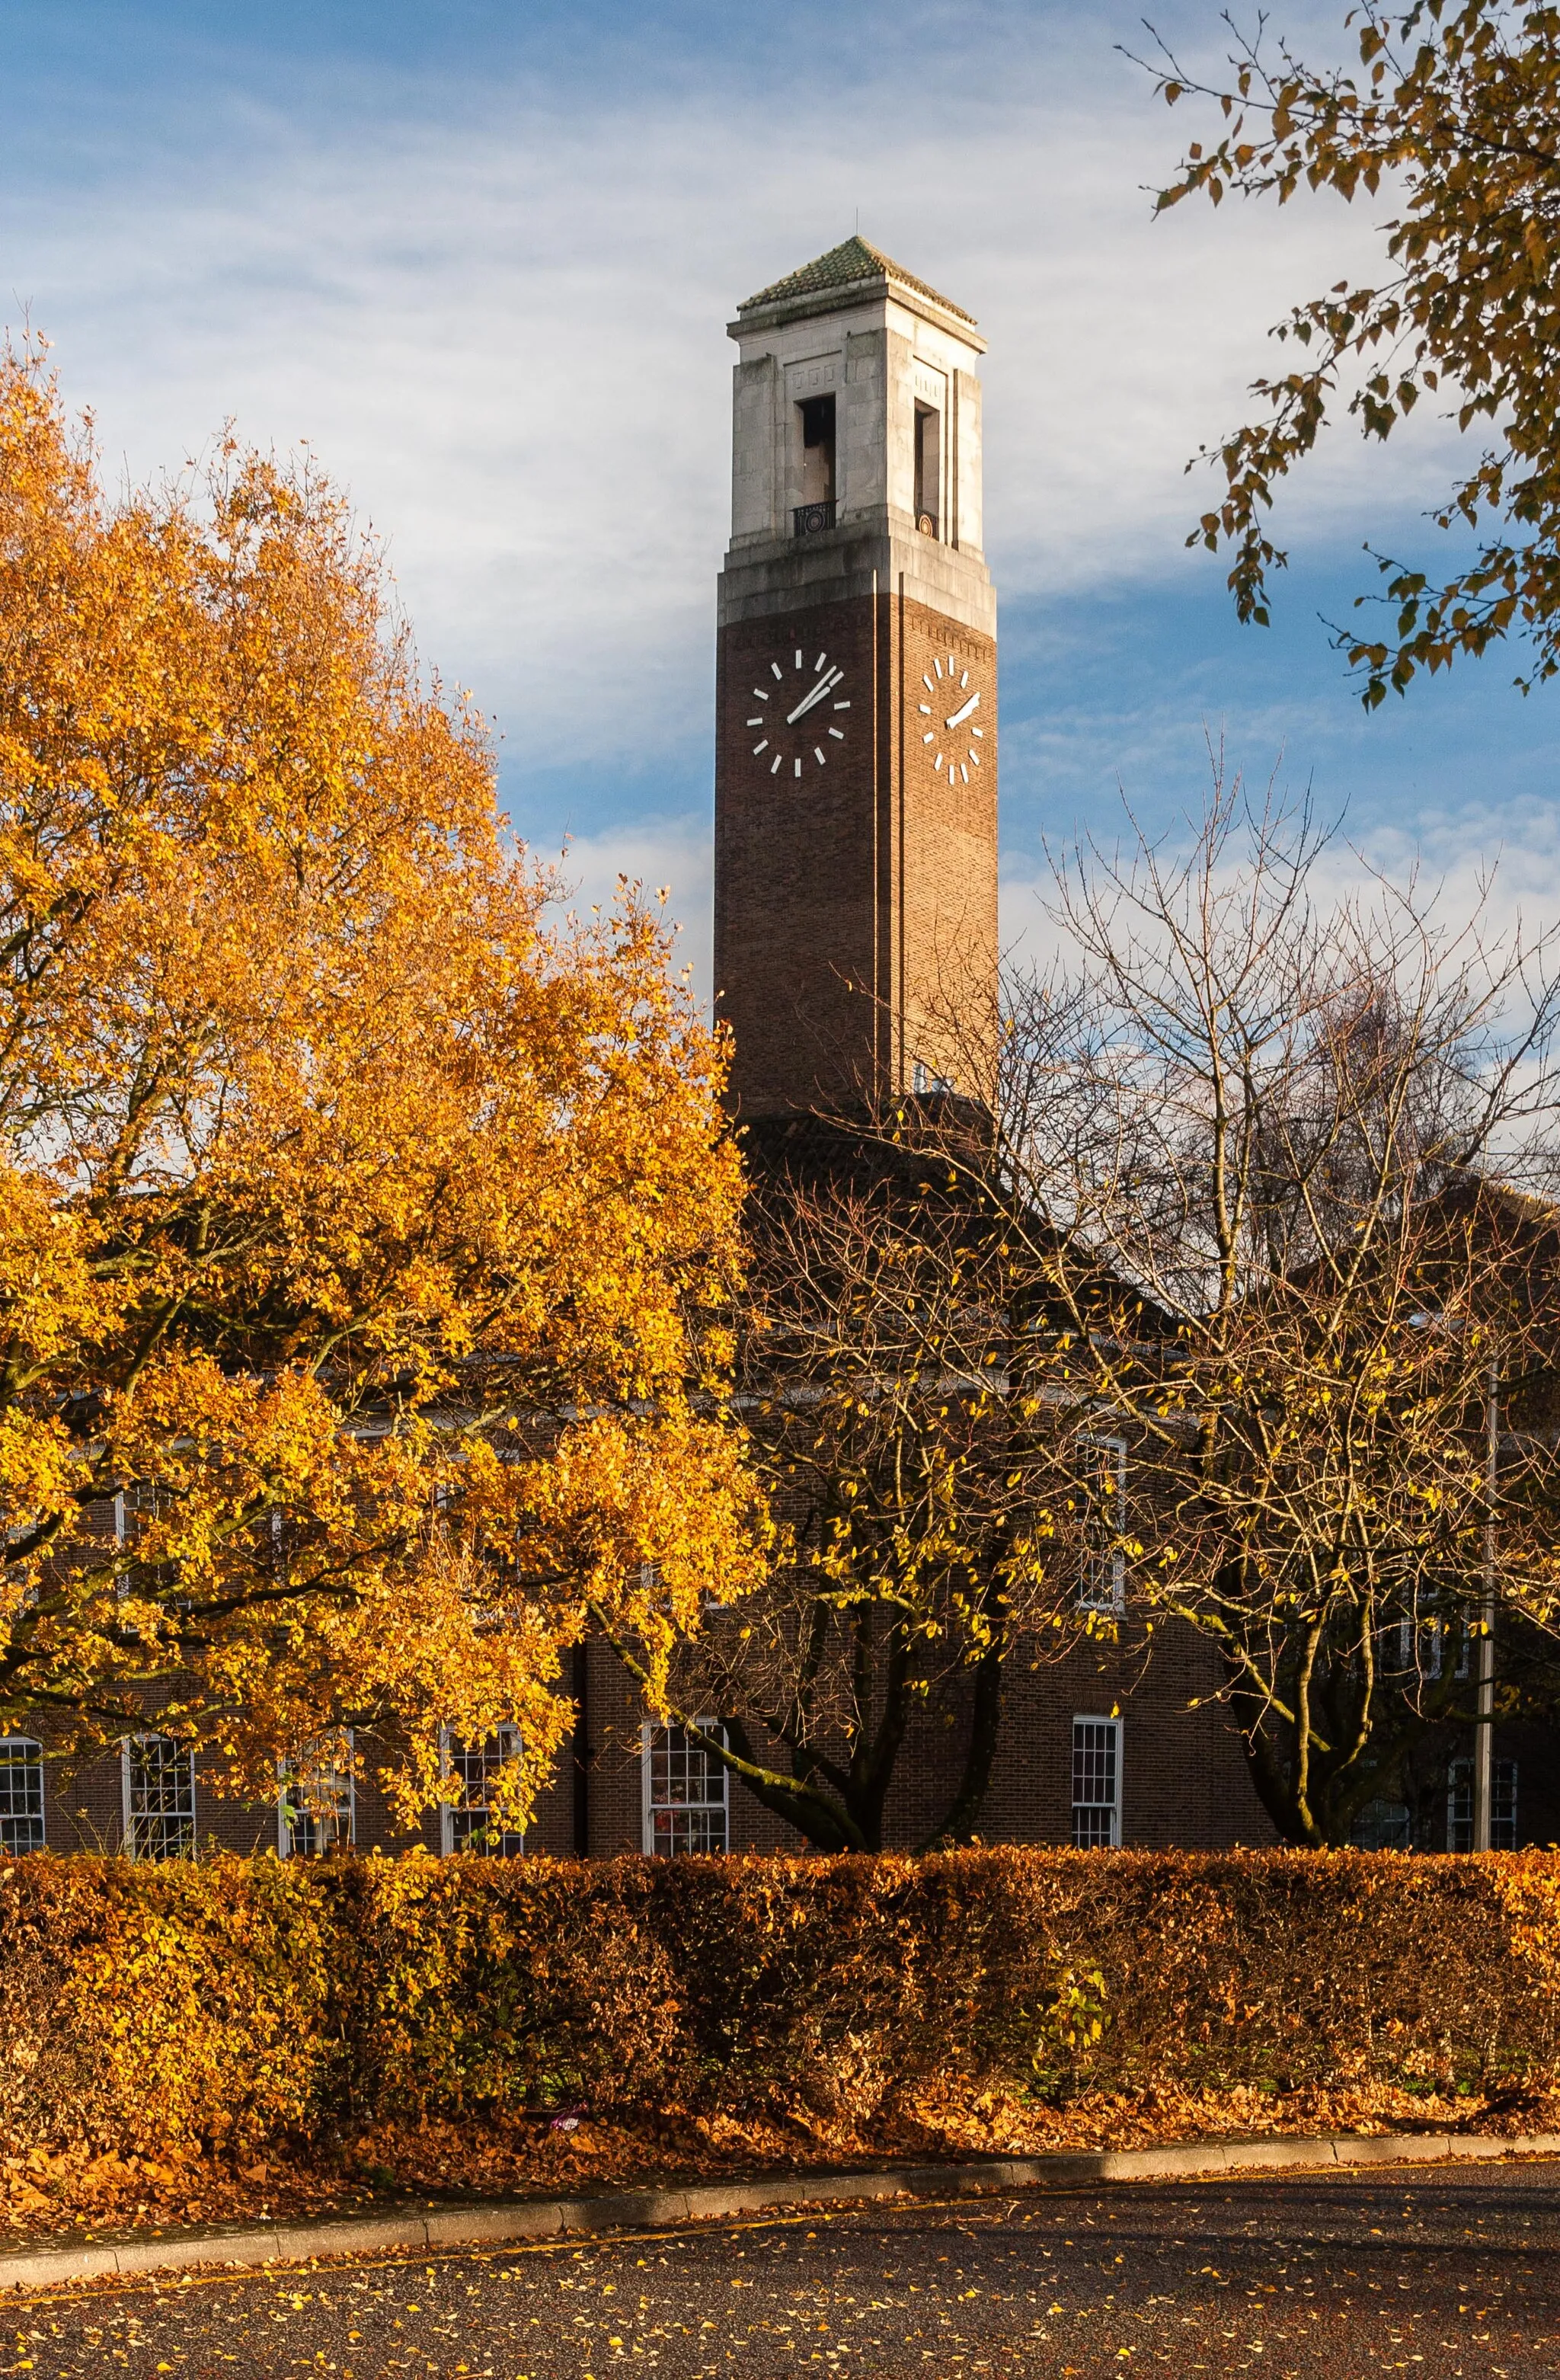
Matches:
[[1350, 1796, 1412, 1850], [279, 1735, 356, 1857], [1070, 1716, 1121, 1847], [1448, 1756, 1519, 1852], [440, 1727, 524, 1857], [642, 1722, 729, 1856], [1077, 1435, 1127, 1614], [122, 1733, 196, 1860], [1385, 1613, 1445, 1679], [0, 1739, 44, 1853]]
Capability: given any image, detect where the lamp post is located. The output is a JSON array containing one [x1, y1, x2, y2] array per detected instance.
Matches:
[[1472, 1357, 1498, 1852]]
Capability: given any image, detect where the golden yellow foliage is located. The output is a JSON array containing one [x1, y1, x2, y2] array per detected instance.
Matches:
[[1143, 2, 1560, 702], [0, 345, 764, 1821]]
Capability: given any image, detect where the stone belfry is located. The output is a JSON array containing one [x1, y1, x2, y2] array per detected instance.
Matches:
[[714, 236, 998, 1119]]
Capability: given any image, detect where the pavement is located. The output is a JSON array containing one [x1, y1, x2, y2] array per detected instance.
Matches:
[[3, 2154, 1558, 2377]]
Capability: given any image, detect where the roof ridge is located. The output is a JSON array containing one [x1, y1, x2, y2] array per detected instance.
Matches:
[[739, 235, 976, 325]]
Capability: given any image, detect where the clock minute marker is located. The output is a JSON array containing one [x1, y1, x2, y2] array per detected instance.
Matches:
[[771, 662, 783, 680], [753, 741, 768, 756], [829, 728, 844, 740]]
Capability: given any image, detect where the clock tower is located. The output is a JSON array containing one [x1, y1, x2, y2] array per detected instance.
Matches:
[[714, 236, 997, 1119]]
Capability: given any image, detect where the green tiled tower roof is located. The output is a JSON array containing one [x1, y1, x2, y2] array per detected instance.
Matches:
[[739, 236, 975, 325]]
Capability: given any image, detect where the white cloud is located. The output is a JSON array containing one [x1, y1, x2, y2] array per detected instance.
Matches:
[[998, 788, 1560, 987], [542, 808, 713, 1002], [0, 0, 1454, 804], [2, 0, 1526, 1035]]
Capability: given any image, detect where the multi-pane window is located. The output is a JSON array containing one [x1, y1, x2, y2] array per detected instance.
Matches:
[[1076, 1436, 1127, 1615], [1390, 1614, 1445, 1678], [1448, 1756, 1519, 1851], [643, 1723, 729, 1857], [1389, 1604, 1474, 1680], [279, 1737, 356, 1857], [1492, 1759, 1520, 1850], [440, 1728, 524, 1857], [1350, 1796, 1412, 1851], [0, 1739, 44, 1853], [123, 1734, 196, 1860], [1070, 1717, 1120, 1848]]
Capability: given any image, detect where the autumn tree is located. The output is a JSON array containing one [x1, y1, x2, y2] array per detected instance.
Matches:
[[0, 347, 762, 1828], [913, 774, 1560, 1844], [1140, 2, 1560, 702]]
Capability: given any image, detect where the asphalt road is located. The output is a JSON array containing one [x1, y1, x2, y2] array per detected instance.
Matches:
[[5, 2155, 1560, 2378]]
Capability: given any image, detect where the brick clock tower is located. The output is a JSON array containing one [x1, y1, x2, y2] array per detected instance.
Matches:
[[714, 237, 997, 1119]]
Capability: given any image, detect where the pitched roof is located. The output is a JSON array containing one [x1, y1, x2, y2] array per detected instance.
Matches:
[[739, 236, 976, 325]]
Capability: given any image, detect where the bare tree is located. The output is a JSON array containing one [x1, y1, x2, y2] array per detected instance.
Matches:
[[609, 767, 1560, 1852], [918, 768, 1560, 1844]]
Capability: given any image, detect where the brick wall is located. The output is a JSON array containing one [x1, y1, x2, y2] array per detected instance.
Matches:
[[714, 584, 996, 1119], [11, 1638, 1554, 1860], [893, 589, 997, 1097], [526, 1623, 1273, 1860], [13, 1724, 440, 1861]]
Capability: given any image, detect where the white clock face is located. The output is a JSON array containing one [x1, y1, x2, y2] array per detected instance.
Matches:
[[746, 645, 850, 779], [916, 649, 986, 784]]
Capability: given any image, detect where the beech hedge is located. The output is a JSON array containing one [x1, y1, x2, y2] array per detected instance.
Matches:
[[1, 1848, 1557, 2161]]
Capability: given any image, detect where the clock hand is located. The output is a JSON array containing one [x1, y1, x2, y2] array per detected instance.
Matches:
[[787, 667, 842, 725], [944, 689, 981, 729]]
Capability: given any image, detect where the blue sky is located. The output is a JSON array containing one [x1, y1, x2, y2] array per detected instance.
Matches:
[[2, 0, 1556, 985]]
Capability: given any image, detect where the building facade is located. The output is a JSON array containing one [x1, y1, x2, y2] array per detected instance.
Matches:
[[2, 242, 1546, 1867]]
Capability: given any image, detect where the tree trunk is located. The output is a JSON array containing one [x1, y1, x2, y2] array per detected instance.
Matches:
[[920, 1627, 1006, 1850]]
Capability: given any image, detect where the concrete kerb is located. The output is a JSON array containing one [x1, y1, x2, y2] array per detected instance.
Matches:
[[3, 2129, 1558, 2294]]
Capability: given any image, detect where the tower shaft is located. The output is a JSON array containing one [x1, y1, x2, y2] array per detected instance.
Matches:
[[714, 239, 998, 1119]]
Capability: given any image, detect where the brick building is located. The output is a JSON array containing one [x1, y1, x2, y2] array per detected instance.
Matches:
[[0, 241, 1544, 1865]]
